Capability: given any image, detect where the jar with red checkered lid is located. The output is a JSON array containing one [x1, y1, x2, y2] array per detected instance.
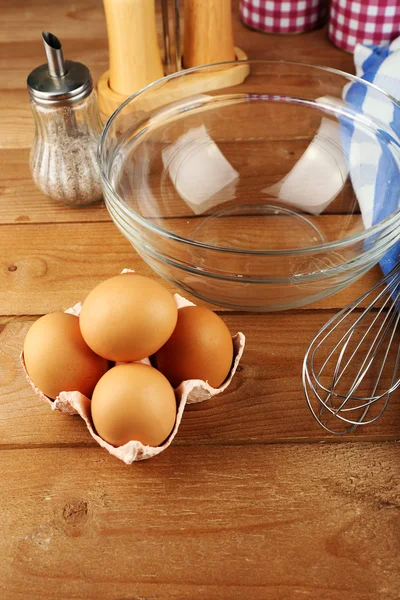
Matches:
[[329, 0, 400, 52], [240, 0, 329, 34]]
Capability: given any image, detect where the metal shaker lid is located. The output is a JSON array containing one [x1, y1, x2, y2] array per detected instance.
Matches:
[[27, 32, 92, 105]]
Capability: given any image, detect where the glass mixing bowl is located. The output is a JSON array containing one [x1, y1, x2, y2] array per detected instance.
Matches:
[[99, 61, 400, 310]]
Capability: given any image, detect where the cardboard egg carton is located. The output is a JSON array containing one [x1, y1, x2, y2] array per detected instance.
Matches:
[[20, 270, 245, 464]]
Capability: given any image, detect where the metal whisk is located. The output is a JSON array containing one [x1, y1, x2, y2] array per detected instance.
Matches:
[[303, 262, 400, 434]]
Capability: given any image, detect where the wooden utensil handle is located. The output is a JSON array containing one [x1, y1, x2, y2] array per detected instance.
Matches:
[[184, 0, 236, 68], [103, 0, 164, 96]]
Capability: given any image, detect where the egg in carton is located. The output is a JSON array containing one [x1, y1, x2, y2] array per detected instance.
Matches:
[[20, 270, 245, 464]]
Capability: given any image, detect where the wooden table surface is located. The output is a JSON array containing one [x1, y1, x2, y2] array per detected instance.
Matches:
[[1, 1, 399, 598]]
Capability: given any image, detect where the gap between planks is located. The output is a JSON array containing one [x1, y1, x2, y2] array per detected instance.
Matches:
[[0, 435, 399, 453], [0, 307, 389, 323], [0, 213, 361, 226]]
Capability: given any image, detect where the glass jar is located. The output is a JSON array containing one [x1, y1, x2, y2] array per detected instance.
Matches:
[[240, 0, 329, 35], [30, 90, 103, 207], [329, 0, 400, 53], [28, 32, 103, 207]]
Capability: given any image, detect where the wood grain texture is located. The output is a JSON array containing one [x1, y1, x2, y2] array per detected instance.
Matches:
[[0, 140, 359, 224], [0, 150, 109, 224], [2, 313, 400, 449], [0, 0, 107, 45], [1, 2, 399, 599], [0, 0, 354, 148], [0, 222, 381, 315], [183, 0, 236, 67], [0, 221, 383, 315], [1, 443, 399, 600], [103, 0, 164, 96]]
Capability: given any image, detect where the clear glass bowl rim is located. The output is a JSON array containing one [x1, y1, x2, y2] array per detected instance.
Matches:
[[99, 59, 400, 257]]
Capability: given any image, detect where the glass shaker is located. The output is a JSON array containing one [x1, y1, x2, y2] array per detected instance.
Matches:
[[27, 32, 103, 207]]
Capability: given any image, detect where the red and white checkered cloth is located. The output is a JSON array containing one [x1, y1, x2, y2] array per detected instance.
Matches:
[[240, 0, 328, 34], [329, 0, 400, 53]]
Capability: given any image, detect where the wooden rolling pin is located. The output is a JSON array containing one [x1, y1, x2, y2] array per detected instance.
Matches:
[[184, 0, 236, 68], [103, 0, 164, 96]]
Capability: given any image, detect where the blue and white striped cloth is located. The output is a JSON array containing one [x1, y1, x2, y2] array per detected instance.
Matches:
[[345, 37, 400, 276]]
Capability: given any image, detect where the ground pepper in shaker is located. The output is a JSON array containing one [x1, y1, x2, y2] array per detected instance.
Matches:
[[27, 32, 103, 207]]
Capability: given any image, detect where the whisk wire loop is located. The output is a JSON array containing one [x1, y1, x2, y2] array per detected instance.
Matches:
[[303, 261, 400, 433]]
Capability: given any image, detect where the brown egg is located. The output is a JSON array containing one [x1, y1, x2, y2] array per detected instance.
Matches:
[[154, 306, 233, 388], [23, 312, 110, 399], [91, 363, 176, 447], [79, 274, 178, 362]]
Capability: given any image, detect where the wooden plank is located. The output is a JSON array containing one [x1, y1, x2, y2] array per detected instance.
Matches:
[[0, 150, 110, 224], [125, 134, 359, 218], [0, 443, 399, 600], [0, 82, 357, 149], [0, 2, 353, 78], [0, 0, 355, 150], [237, 23, 355, 73], [148, 212, 364, 247], [3, 312, 400, 449], [0, 83, 352, 149], [0, 143, 359, 224], [0, 222, 184, 315], [0, 221, 384, 315], [0, 38, 108, 91], [0, 90, 35, 149], [0, 0, 107, 45]]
